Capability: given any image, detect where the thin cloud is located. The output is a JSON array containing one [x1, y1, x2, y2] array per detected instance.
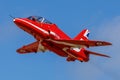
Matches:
[[98, 16, 120, 79], [91, 16, 120, 80]]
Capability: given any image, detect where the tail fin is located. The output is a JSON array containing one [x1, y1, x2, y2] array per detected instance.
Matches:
[[73, 29, 90, 62], [74, 29, 90, 41]]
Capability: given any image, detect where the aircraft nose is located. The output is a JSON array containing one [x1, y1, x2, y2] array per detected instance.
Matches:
[[13, 18, 22, 25], [13, 18, 18, 22], [13, 18, 16, 22]]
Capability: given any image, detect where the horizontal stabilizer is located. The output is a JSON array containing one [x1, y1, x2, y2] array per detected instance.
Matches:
[[85, 50, 110, 58]]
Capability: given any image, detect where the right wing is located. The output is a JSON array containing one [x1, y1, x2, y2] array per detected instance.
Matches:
[[17, 41, 47, 54], [48, 39, 112, 48]]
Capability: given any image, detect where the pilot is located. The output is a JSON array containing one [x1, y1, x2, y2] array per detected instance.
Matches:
[[31, 16, 36, 21]]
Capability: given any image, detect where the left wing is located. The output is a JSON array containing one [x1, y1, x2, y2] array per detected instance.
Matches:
[[47, 39, 112, 48], [17, 41, 47, 54]]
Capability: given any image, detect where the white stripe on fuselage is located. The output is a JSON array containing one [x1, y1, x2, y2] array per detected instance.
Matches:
[[50, 31, 60, 39], [16, 18, 60, 39], [16, 18, 49, 35]]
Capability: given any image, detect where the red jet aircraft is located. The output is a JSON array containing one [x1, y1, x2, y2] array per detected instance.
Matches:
[[13, 16, 112, 62]]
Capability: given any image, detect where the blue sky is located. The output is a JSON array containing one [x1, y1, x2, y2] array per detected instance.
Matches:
[[0, 0, 120, 80]]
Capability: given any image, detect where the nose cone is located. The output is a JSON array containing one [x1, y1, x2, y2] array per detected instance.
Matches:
[[13, 18, 24, 26], [13, 18, 16, 22], [13, 18, 25, 29], [13, 18, 19, 23]]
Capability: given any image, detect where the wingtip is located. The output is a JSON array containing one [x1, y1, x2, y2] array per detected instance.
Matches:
[[106, 42, 112, 46], [95, 41, 112, 46], [99, 41, 112, 46], [16, 49, 25, 54], [105, 55, 111, 58]]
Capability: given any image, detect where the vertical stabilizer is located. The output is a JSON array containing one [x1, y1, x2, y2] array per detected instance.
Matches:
[[74, 29, 90, 41], [73, 29, 90, 62]]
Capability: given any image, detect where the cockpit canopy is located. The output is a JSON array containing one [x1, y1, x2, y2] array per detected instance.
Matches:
[[27, 16, 53, 24]]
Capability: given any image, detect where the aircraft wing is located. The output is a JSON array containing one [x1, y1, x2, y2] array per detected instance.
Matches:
[[48, 39, 112, 48], [17, 41, 47, 54]]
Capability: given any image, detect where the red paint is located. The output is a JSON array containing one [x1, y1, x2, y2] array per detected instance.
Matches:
[[14, 16, 111, 62]]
